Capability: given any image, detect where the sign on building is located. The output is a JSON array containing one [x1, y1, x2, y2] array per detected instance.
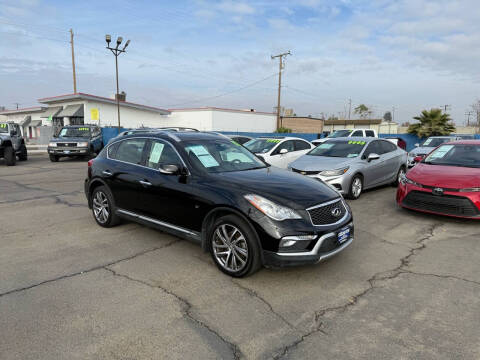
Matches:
[[90, 108, 99, 121]]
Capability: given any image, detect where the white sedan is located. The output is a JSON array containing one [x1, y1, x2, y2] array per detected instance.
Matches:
[[243, 136, 315, 168]]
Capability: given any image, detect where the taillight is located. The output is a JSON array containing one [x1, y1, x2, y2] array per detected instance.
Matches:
[[87, 159, 93, 178]]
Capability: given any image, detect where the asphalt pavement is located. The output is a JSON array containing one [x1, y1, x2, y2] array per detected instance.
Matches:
[[1, 155, 479, 359]]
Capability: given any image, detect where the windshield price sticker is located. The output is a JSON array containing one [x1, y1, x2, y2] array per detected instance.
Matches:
[[428, 145, 454, 160], [231, 140, 241, 146], [0, 124, 7, 128], [149, 142, 164, 164], [187, 145, 219, 168], [78, 127, 89, 131], [348, 140, 366, 145], [266, 139, 281, 143], [318, 143, 334, 149]]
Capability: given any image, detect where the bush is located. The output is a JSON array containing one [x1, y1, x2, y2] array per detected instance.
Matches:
[[276, 127, 292, 133]]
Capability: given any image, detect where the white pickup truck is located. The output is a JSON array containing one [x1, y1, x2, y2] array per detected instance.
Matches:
[[312, 129, 378, 145]]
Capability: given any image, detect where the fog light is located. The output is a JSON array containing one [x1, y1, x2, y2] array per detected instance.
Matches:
[[280, 235, 317, 247]]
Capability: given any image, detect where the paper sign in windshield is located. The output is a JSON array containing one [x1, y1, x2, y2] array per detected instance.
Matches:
[[318, 143, 334, 149], [188, 145, 219, 168], [149, 142, 164, 164], [428, 145, 454, 160]]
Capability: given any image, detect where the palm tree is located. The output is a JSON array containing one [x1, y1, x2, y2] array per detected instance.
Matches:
[[407, 108, 456, 137]]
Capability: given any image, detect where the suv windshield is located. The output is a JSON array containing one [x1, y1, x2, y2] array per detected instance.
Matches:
[[184, 140, 267, 173], [58, 127, 90, 138], [327, 130, 352, 138], [307, 140, 366, 158], [244, 138, 280, 154], [421, 137, 451, 147], [0, 123, 8, 133], [424, 144, 480, 168]]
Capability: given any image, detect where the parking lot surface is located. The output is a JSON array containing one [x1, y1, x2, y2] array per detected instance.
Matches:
[[1, 155, 479, 359]]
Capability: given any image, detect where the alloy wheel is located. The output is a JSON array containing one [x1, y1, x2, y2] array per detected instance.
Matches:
[[92, 191, 110, 224], [352, 177, 362, 198], [212, 224, 249, 272]]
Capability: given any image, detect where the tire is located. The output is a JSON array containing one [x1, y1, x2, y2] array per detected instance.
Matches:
[[4, 146, 16, 166], [91, 186, 120, 228], [49, 154, 59, 162], [209, 214, 262, 277], [347, 174, 363, 200], [392, 166, 406, 187], [18, 144, 28, 161]]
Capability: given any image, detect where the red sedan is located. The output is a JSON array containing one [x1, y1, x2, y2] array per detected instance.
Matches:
[[397, 140, 480, 219]]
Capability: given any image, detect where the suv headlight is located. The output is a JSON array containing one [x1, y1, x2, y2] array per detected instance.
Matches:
[[319, 167, 349, 177], [48, 142, 57, 147], [244, 194, 302, 221], [77, 142, 89, 147]]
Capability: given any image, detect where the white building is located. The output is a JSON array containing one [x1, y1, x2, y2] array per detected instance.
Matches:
[[166, 107, 276, 132], [0, 107, 47, 139]]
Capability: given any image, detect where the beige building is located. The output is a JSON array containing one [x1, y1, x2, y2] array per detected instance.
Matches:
[[280, 116, 324, 133]]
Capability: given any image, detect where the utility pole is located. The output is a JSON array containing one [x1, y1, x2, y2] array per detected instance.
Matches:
[[440, 104, 451, 113], [271, 51, 290, 130], [13, 103, 20, 110], [70, 29, 77, 94], [348, 98, 352, 120], [105, 34, 130, 132], [465, 111, 473, 126]]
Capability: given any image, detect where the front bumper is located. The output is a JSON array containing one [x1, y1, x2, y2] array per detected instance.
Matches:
[[262, 222, 354, 267], [48, 147, 89, 156]]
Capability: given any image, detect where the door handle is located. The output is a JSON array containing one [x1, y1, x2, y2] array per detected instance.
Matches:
[[102, 170, 113, 177], [139, 180, 152, 187]]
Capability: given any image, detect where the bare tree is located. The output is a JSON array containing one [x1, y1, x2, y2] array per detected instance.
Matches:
[[471, 99, 480, 127]]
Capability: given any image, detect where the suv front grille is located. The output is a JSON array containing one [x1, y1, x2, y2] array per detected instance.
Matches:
[[57, 142, 77, 147], [307, 199, 347, 225], [402, 191, 480, 217]]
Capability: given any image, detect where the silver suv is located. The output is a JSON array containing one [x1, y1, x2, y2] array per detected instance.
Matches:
[[0, 122, 28, 166]]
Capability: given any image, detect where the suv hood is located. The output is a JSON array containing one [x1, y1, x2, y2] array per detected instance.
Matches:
[[408, 163, 480, 189], [213, 166, 339, 209], [289, 155, 353, 172], [409, 146, 434, 156], [50, 137, 90, 143]]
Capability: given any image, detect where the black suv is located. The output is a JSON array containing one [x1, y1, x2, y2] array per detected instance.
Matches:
[[48, 125, 103, 162], [85, 132, 354, 277]]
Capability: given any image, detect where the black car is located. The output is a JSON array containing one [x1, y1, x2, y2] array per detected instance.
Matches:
[[85, 132, 354, 277], [48, 125, 103, 162]]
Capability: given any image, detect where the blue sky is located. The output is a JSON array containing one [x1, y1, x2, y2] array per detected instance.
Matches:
[[1, 0, 479, 124]]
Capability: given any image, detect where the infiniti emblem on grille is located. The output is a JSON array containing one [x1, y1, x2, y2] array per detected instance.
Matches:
[[432, 187, 444, 195], [331, 208, 342, 217]]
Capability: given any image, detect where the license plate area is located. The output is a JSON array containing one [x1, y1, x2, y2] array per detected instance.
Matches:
[[337, 227, 350, 244]]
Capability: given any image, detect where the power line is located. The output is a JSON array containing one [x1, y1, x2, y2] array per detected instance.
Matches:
[[166, 73, 278, 108]]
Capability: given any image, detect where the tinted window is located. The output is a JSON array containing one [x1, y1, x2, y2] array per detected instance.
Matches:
[[425, 144, 480, 168], [294, 140, 311, 151], [365, 130, 375, 137], [275, 140, 295, 154], [327, 130, 352, 138], [111, 139, 147, 165], [363, 141, 381, 157], [244, 138, 279, 153], [351, 130, 363, 136], [379, 140, 397, 153], [421, 137, 451, 147], [146, 140, 182, 170]]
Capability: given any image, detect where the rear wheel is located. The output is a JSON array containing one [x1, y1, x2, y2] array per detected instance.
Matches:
[[209, 214, 261, 277], [18, 144, 28, 161], [91, 186, 120, 228], [392, 166, 406, 187], [49, 154, 59, 162], [4, 146, 16, 166], [347, 175, 363, 200]]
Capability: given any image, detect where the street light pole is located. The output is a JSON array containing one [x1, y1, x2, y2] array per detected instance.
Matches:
[[105, 35, 130, 133]]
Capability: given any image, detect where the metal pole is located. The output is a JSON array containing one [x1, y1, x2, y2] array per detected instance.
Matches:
[[115, 53, 121, 132], [70, 29, 77, 93], [276, 58, 282, 129]]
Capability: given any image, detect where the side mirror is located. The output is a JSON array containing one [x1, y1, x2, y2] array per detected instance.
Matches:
[[413, 155, 423, 163], [10, 130, 17, 136], [159, 164, 180, 175], [279, 148, 288, 154], [368, 153, 380, 162], [414, 143, 419, 147]]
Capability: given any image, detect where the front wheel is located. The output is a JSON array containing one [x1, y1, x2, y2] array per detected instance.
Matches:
[[392, 166, 406, 187], [347, 175, 363, 200], [49, 154, 59, 162], [4, 146, 16, 166], [209, 215, 261, 277]]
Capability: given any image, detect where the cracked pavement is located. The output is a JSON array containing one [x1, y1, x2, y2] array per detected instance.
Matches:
[[1, 155, 479, 359]]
